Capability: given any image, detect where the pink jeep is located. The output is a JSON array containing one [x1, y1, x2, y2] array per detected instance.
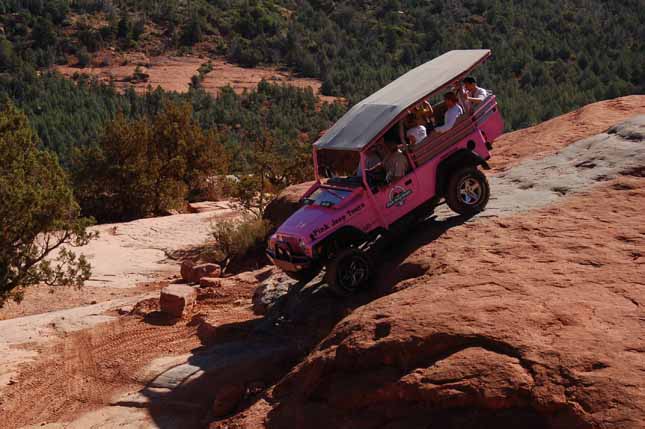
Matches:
[[267, 50, 504, 293]]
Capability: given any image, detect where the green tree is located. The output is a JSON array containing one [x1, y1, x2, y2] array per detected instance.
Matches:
[[117, 13, 131, 40], [180, 16, 203, 46], [0, 103, 94, 305], [74, 102, 229, 222]]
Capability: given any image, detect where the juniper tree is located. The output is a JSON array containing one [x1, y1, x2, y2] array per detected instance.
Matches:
[[0, 103, 94, 306]]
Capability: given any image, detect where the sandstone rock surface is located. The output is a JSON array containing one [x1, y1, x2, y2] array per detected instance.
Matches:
[[214, 115, 645, 429], [193, 263, 221, 281]]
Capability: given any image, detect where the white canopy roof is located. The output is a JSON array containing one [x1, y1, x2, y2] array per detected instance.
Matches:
[[314, 49, 491, 151]]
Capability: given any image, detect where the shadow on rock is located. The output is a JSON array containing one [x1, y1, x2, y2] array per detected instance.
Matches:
[[134, 317, 301, 428], [254, 213, 474, 352], [134, 212, 473, 428], [372, 213, 472, 293]]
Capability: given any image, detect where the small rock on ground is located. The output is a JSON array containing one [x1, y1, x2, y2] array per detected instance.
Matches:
[[181, 261, 222, 283], [200, 277, 222, 288], [160, 284, 197, 318]]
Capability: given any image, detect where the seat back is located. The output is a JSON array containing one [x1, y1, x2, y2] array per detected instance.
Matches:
[[410, 115, 476, 166]]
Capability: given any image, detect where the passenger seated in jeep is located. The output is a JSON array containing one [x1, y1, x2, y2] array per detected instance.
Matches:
[[463, 76, 489, 105], [434, 91, 464, 134], [406, 116, 427, 145], [357, 141, 384, 177], [383, 139, 409, 182], [411, 100, 434, 125]]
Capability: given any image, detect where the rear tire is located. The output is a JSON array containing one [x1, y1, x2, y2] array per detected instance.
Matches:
[[327, 248, 372, 295], [445, 167, 490, 215]]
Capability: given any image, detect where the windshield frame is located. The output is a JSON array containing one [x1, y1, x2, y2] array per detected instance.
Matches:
[[302, 185, 354, 208]]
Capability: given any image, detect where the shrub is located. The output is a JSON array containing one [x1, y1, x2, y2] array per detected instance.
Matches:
[[0, 103, 94, 305], [210, 217, 271, 271], [77, 47, 91, 67]]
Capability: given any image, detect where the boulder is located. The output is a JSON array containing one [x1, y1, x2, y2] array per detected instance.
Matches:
[[252, 280, 290, 315], [199, 277, 222, 288], [263, 181, 314, 228], [180, 260, 195, 282], [159, 284, 197, 318], [181, 261, 221, 284]]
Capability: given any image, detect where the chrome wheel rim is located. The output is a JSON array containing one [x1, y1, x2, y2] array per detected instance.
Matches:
[[458, 177, 483, 205], [338, 256, 369, 291]]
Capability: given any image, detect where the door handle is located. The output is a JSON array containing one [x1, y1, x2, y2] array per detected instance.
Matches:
[[405, 179, 412, 186]]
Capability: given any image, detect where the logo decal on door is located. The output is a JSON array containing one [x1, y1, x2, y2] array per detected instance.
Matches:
[[386, 186, 412, 208]]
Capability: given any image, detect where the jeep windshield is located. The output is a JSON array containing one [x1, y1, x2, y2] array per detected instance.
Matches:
[[302, 187, 352, 208]]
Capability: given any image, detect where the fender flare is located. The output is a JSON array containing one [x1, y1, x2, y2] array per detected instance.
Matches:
[[437, 147, 490, 195], [315, 226, 369, 257]]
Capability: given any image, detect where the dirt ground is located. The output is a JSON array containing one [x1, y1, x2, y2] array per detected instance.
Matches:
[[0, 275, 262, 429], [0, 282, 160, 321], [55, 54, 340, 104], [1, 96, 643, 429]]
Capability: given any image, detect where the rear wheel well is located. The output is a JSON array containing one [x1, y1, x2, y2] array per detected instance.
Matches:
[[437, 148, 489, 195]]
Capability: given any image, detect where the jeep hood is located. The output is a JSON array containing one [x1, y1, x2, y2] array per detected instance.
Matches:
[[276, 205, 333, 240]]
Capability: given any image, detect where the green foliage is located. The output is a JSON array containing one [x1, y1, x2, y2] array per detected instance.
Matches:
[[0, 102, 94, 305], [2, 0, 642, 132], [233, 175, 264, 214], [77, 46, 91, 67], [73, 102, 230, 222], [180, 16, 203, 46], [210, 216, 271, 270]]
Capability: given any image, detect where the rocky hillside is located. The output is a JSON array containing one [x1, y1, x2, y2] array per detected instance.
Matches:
[[218, 101, 645, 429], [0, 97, 643, 429]]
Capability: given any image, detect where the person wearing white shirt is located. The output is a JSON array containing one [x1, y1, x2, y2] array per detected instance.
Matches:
[[434, 92, 464, 133], [463, 76, 489, 105], [405, 117, 427, 144]]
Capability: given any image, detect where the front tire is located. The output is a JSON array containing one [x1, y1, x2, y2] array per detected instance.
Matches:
[[445, 167, 490, 215], [327, 248, 372, 295]]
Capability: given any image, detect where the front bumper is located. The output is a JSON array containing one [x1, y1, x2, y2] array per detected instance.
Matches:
[[266, 247, 313, 272]]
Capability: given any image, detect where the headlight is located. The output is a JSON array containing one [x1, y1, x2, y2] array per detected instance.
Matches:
[[298, 239, 307, 250]]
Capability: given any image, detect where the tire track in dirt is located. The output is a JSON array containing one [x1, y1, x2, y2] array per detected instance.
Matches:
[[0, 316, 201, 429]]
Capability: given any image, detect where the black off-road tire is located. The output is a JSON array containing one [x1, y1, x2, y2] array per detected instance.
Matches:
[[285, 265, 322, 284], [326, 248, 372, 295], [445, 167, 490, 215]]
